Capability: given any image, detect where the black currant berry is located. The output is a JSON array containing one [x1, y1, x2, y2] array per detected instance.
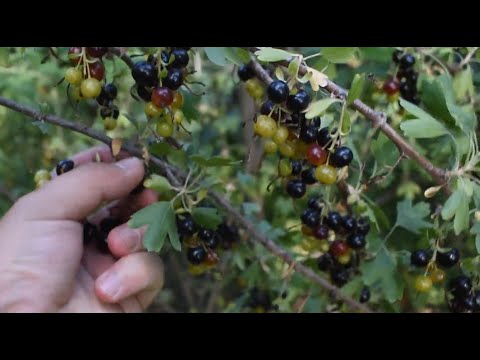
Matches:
[[341, 215, 357, 233], [163, 68, 184, 90], [400, 54, 416, 69], [356, 218, 370, 235], [301, 168, 317, 185], [286, 90, 310, 113], [217, 223, 240, 248], [317, 253, 334, 272], [299, 125, 318, 144], [112, 108, 120, 120], [267, 80, 289, 104], [56, 159, 75, 175], [137, 85, 152, 102], [100, 107, 112, 119], [316, 127, 332, 147], [307, 196, 322, 211], [187, 246, 207, 265], [331, 269, 349, 287], [331, 146, 353, 168], [289, 112, 306, 127], [436, 248, 460, 268], [448, 275, 472, 298], [96, 84, 117, 106], [238, 65, 255, 82], [132, 61, 158, 87], [347, 233, 366, 249], [260, 100, 274, 115], [325, 212, 342, 231], [301, 209, 320, 228], [198, 228, 219, 249], [86, 47, 108, 58], [410, 249, 431, 267], [176, 215, 198, 237], [286, 179, 306, 198], [313, 224, 329, 239], [290, 160, 302, 176], [169, 48, 189, 68], [359, 286, 371, 303]]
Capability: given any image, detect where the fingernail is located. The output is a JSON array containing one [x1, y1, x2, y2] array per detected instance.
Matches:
[[121, 228, 139, 252], [98, 272, 122, 300], [115, 157, 142, 173]]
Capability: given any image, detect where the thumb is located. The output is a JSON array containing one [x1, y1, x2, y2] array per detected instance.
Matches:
[[16, 157, 145, 221]]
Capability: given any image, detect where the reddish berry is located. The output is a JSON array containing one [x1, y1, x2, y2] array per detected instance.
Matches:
[[68, 47, 83, 65], [306, 144, 328, 166], [329, 240, 349, 257], [383, 78, 400, 95], [88, 61, 105, 81], [152, 87, 174, 108]]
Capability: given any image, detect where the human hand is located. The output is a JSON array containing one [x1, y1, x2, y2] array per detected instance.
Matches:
[[0, 146, 164, 313]]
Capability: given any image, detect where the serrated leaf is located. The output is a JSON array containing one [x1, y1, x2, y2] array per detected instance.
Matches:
[[399, 118, 448, 138], [396, 199, 432, 234], [347, 73, 365, 105], [441, 189, 463, 220], [322, 47, 357, 64], [254, 47, 294, 62], [191, 207, 222, 230], [190, 155, 242, 167], [128, 201, 180, 252], [305, 98, 339, 119], [454, 194, 469, 235]]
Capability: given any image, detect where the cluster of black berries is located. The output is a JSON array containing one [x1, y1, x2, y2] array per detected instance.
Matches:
[[176, 213, 240, 275], [393, 50, 419, 104], [97, 83, 120, 131], [447, 275, 480, 313], [300, 196, 370, 293], [245, 287, 279, 313], [131, 48, 190, 136]]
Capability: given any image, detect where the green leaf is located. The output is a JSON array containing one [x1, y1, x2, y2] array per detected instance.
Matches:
[[305, 98, 340, 119], [347, 73, 365, 105], [322, 47, 357, 63], [396, 199, 432, 234], [32, 121, 50, 134], [453, 66, 474, 101], [471, 222, 480, 254], [399, 118, 448, 138], [128, 201, 180, 252], [399, 98, 441, 123], [254, 47, 294, 62], [363, 195, 391, 231], [190, 155, 242, 167], [191, 207, 222, 230], [361, 249, 403, 303], [441, 189, 464, 220], [454, 194, 469, 235], [242, 202, 261, 217], [287, 57, 300, 77], [143, 174, 172, 194], [0, 48, 10, 67], [341, 111, 351, 135], [123, 113, 140, 129], [371, 132, 400, 168], [204, 47, 229, 66], [224, 48, 251, 65]]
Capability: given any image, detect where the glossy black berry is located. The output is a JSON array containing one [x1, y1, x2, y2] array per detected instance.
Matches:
[[169, 49, 189, 68], [301, 209, 320, 228], [187, 246, 207, 265], [286, 179, 307, 198], [267, 80, 289, 104], [290, 160, 302, 176], [137, 85, 152, 102], [301, 168, 317, 185], [316, 127, 332, 146], [198, 228, 219, 249], [286, 90, 311, 113], [176, 215, 198, 237], [83, 222, 98, 245], [347, 233, 366, 249], [410, 249, 431, 267], [56, 159, 75, 175], [317, 253, 334, 272], [288, 112, 306, 127], [132, 61, 158, 87], [307, 196, 322, 211], [112, 108, 119, 120], [100, 107, 112, 119], [325, 212, 342, 231], [331, 146, 353, 168], [163, 68, 183, 90], [341, 215, 357, 233], [238, 65, 255, 82], [96, 83, 118, 106], [400, 54, 416, 69], [313, 224, 329, 239], [474, 291, 480, 311], [300, 125, 318, 144], [217, 223, 240, 247], [462, 295, 476, 312], [331, 269, 349, 287], [356, 218, 370, 235], [359, 286, 371, 303], [392, 49, 403, 64], [436, 248, 460, 268], [260, 100, 274, 115], [448, 275, 472, 298]]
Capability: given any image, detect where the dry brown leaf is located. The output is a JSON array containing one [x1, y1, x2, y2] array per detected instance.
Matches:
[[111, 138, 123, 157]]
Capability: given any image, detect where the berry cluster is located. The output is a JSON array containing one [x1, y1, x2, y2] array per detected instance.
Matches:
[[131, 48, 191, 138], [447, 275, 480, 313], [383, 50, 419, 104], [300, 195, 370, 292], [238, 66, 354, 199], [176, 213, 240, 275], [410, 247, 459, 293]]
